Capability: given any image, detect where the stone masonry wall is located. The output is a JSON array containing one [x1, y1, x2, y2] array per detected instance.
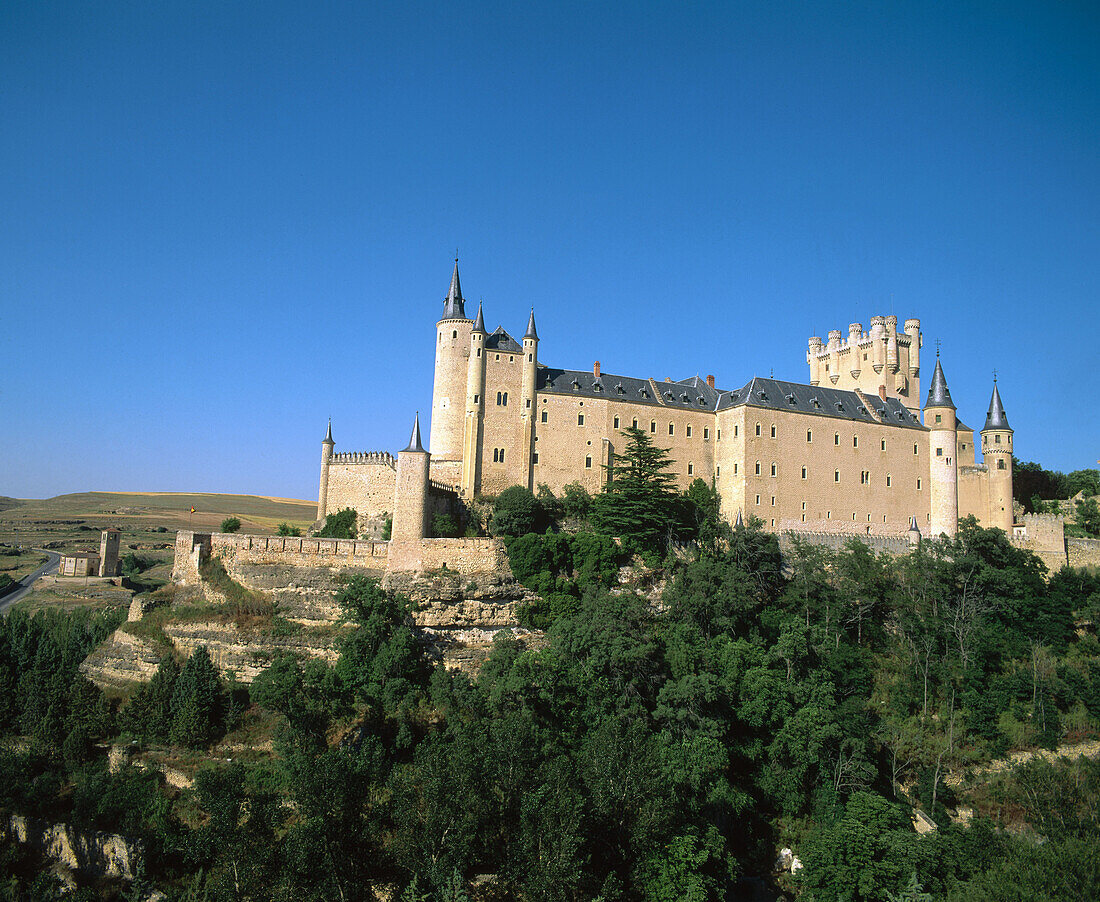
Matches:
[[1067, 537, 1100, 569], [778, 528, 914, 558], [386, 537, 509, 575], [322, 455, 398, 521]]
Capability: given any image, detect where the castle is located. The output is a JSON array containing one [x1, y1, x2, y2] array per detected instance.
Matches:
[[317, 260, 1015, 540]]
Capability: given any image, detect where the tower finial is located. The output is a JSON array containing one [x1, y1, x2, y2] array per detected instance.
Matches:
[[524, 306, 538, 341], [403, 412, 425, 453]]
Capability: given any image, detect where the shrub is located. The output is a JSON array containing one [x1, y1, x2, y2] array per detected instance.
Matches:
[[490, 486, 545, 537], [220, 517, 241, 534], [432, 513, 460, 538], [317, 507, 357, 539], [561, 482, 593, 522], [277, 522, 302, 537]]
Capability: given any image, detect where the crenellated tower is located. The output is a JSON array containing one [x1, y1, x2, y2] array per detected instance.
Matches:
[[981, 379, 1014, 532], [519, 308, 539, 490], [460, 303, 487, 496], [808, 314, 922, 410], [430, 258, 474, 463], [924, 352, 958, 537], [318, 420, 335, 520]]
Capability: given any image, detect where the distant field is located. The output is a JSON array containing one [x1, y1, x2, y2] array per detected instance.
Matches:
[[0, 491, 317, 552]]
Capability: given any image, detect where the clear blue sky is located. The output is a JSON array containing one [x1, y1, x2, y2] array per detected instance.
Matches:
[[2, 1, 1097, 500]]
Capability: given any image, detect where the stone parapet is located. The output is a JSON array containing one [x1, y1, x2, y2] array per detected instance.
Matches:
[[386, 537, 509, 575], [778, 528, 912, 557]]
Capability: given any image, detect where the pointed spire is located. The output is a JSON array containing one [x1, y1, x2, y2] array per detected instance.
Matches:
[[735, 509, 744, 528], [472, 301, 485, 333], [984, 382, 1011, 431], [925, 353, 955, 410], [402, 412, 425, 453], [441, 257, 466, 320], [523, 307, 538, 341], [323, 419, 334, 445]]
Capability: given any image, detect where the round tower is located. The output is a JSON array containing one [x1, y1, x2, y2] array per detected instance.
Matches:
[[317, 420, 335, 521], [924, 353, 958, 537], [460, 303, 487, 496], [392, 414, 430, 543], [429, 258, 474, 460], [807, 335, 823, 385], [519, 308, 539, 489], [981, 379, 1014, 533]]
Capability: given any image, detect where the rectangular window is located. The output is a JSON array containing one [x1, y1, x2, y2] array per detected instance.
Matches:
[[801, 502, 806, 510], [935, 414, 942, 424], [807, 430, 812, 442], [532, 451, 539, 464], [541, 410, 548, 423], [755, 461, 761, 475], [668, 423, 674, 435], [770, 463, 777, 476], [995, 434, 1001, 444], [733, 463, 738, 474], [525, 399, 531, 408], [614, 416, 620, 428], [834, 433, 840, 445], [650, 421, 656, 433], [834, 470, 840, 483], [755, 494, 761, 505], [585, 455, 592, 469], [687, 463, 694, 475], [886, 474, 892, 487], [755, 423, 761, 436], [732, 426, 737, 437], [853, 435, 859, 448], [827, 511, 831, 519], [914, 443, 919, 455], [771, 496, 776, 506], [770, 425, 776, 438], [936, 447, 943, 457], [473, 394, 479, 404], [917, 478, 922, 490], [686, 425, 692, 437], [881, 439, 886, 451], [703, 427, 710, 440], [861, 471, 870, 484], [632, 418, 638, 429], [801, 466, 807, 479], [578, 413, 585, 426]]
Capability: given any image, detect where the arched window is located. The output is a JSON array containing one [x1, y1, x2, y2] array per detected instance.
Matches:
[[754, 461, 761, 475], [452, 330, 457, 339]]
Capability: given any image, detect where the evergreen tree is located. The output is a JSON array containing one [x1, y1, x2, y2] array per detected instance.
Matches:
[[169, 647, 224, 749], [591, 426, 681, 554]]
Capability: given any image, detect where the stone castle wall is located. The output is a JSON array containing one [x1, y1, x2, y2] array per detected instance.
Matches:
[[1067, 537, 1100, 569], [778, 528, 914, 557], [387, 537, 509, 575], [322, 453, 398, 522]]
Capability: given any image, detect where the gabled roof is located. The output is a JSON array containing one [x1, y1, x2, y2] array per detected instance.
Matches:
[[486, 327, 523, 353], [716, 377, 925, 430]]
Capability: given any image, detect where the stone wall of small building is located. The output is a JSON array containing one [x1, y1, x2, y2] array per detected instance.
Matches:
[[322, 453, 398, 522]]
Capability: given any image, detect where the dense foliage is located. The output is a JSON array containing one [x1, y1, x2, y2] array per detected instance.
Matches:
[[1013, 460, 1099, 512], [317, 506, 358, 539], [2, 519, 1100, 899]]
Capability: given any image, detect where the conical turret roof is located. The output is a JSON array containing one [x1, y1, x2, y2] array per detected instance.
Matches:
[[472, 301, 485, 333], [983, 382, 1011, 431], [402, 413, 425, 453], [441, 258, 466, 320], [523, 307, 538, 341], [925, 354, 955, 410], [323, 419, 334, 444]]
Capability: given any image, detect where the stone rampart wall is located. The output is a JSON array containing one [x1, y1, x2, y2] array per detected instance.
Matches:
[[322, 457, 398, 521], [210, 533, 388, 569], [387, 537, 509, 575], [778, 528, 914, 557], [1067, 537, 1100, 569]]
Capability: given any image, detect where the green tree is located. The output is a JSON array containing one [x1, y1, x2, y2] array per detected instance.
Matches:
[[277, 522, 302, 537], [561, 481, 593, 522], [169, 646, 225, 749], [220, 517, 241, 534], [490, 486, 545, 538], [431, 513, 460, 538], [591, 426, 680, 554], [1075, 497, 1100, 537], [317, 507, 357, 539]]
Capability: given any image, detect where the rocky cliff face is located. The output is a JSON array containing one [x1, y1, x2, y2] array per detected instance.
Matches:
[[385, 568, 543, 673], [3, 814, 142, 881], [84, 554, 541, 688]]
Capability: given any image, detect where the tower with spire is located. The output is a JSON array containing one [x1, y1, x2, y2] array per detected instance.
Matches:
[[924, 351, 959, 537], [430, 257, 475, 469], [392, 413, 431, 543], [518, 308, 540, 490], [460, 302, 487, 496], [981, 378, 1014, 532], [317, 420, 335, 520]]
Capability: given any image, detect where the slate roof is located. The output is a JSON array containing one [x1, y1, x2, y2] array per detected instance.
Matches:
[[984, 383, 1010, 430], [441, 259, 466, 320], [403, 413, 425, 453], [926, 357, 955, 410], [486, 327, 523, 353], [535, 368, 926, 430]]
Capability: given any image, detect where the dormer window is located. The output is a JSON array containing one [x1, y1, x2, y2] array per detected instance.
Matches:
[[812, 397, 821, 409], [786, 393, 796, 405], [616, 383, 625, 395]]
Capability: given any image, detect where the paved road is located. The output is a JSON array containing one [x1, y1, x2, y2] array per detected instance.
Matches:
[[0, 550, 60, 614]]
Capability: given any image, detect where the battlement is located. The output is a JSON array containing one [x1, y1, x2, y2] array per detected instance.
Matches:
[[329, 450, 396, 467], [778, 528, 914, 557]]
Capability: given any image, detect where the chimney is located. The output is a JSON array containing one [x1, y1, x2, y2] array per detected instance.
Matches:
[[706, 374, 715, 388], [878, 384, 887, 401], [593, 361, 601, 377]]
